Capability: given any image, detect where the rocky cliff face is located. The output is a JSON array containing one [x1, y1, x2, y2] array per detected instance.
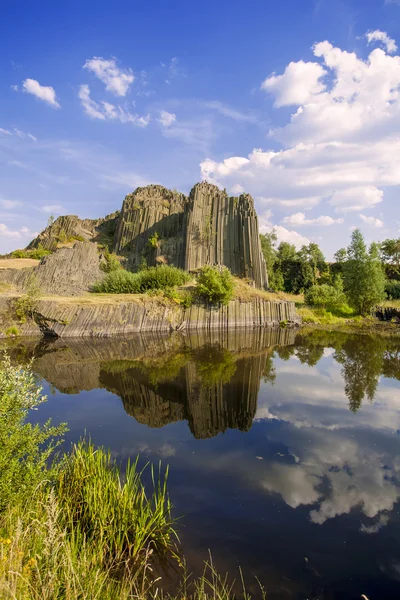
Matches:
[[112, 182, 268, 288], [113, 185, 187, 269], [28, 212, 119, 251], [184, 183, 268, 289], [0, 242, 105, 296], [23, 182, 267, 288]]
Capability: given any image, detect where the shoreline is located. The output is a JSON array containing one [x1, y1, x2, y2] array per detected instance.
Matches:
[[1, 291, 399, 340]]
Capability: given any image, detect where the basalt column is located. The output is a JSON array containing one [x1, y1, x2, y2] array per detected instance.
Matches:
[[184, 182, 268, 289], [113, 185, 187, 269]]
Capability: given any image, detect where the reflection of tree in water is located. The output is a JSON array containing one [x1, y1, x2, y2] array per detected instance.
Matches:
[[262, 350, 276, 384], [292, 331, 400, 412], [194, 348, 237, 387], [334, 338, 385, 412]]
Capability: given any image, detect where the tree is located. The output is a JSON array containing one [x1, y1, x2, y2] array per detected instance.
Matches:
[[381, 238, 400, 279], [259, 230, 283, 290], [334, 248, 347, 263], [47, 214, 56, 228], [343, 229, 386, 315], [298, 242, 326, 285]]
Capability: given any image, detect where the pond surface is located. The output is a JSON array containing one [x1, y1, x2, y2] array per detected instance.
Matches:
[[7, 328, 400, 599]]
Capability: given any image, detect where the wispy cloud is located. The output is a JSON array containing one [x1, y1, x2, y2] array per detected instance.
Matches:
[[0, 127, 37, 141], [365, 29, 397, 53], [83, 57, 134, 96], [206, 101, 258, 123], [41, 204, 63, 213], [78, 85, 150, 126], [158, 110, 176, 127]]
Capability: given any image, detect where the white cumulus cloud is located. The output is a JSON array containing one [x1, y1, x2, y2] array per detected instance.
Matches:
[[359, 213, 384, 228], [282, 212, 343, 226], [260, 222, 310, 249], [83, 57, 134, 96], [200, 36, 400, 227], [22, 78, 60, 108], [261, 60, 327, 107]]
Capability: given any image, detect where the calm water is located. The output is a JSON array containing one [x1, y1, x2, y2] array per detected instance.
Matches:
[[7, 328, 400, 599]]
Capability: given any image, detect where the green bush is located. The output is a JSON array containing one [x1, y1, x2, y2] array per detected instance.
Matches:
[[136, 265, 190, 291], [10, 246, 51, 260], [147, 232, 160, 249], [195, 265, 235, 305], [100, 251, 122, 273], [93, 265, 190, 294], [305, 283, 343, 308], [5, 326, 19, 337], [385, 280, 400, 300], [13, 274, 42, 323], [92, 269, 140, 294]]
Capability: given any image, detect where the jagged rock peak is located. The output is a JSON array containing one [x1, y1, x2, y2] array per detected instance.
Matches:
[[122, 184, 187, 209]]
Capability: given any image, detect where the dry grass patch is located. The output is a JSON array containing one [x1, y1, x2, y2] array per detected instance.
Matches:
[[233, 278, 303, 304], [0, 259, 39, 270]]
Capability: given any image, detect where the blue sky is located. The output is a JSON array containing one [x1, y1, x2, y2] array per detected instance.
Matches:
[[1, 0, 400, 257]]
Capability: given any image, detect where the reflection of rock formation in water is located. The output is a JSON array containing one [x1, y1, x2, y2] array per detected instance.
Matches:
[[27, 328, 296, 439], [185, 354, 265, 438]]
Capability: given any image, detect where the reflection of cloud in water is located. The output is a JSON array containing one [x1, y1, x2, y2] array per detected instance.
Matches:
[[253, 354, 400, 526], [360, 513, 389, 534]]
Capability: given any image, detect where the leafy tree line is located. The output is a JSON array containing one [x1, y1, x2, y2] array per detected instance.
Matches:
[[260, 229, 399, 315]]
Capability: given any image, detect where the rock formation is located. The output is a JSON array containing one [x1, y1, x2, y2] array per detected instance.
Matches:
[[184, 183, 268, 289], [18, 181, 268, 288], [113, 182, 268, 288], [0, 242, 104, 296], [28, 212, 120, 251]]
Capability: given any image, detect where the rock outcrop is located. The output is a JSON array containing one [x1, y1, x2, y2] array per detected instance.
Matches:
[[22, 182, 268, 288], [113, 182, 268, 288], [0, 242, 104, 296], [28, 212, 119, 251], [184, 183, 268, 289], [1, 295, 298, 338]]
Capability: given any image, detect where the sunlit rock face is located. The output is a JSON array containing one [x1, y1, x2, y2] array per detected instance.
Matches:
[[114, 182, 268, 289], [20, 182, 268, 289]]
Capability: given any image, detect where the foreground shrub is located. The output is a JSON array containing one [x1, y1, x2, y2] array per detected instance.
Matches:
[[0, 355, 66, 512], [195, 265, 235, 305], [385, 280, 400, 300], [93, 265, 190, 294]]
